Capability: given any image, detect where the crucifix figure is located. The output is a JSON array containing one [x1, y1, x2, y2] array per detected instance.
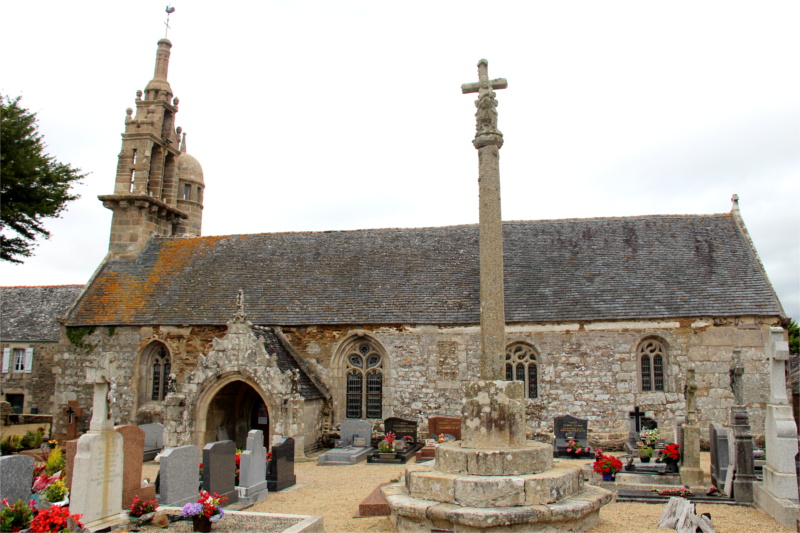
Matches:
[[684, 368, 698, 424], [86, 354, 118, 432], [462, 59, 508, 148], [729, 349, 745, 406], [461, 60, 508, 380]]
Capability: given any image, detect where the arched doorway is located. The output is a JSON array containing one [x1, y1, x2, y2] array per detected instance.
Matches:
[[199, 379, 270, 449]]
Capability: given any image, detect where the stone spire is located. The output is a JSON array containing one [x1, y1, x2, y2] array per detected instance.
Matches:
[[99, 38, 203, 258]]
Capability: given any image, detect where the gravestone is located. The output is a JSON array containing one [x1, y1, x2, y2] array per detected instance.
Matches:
[[753, 327, 799, 528], [626, 406, 647, 454], [680, 369, 704, 486], [417, 416, 462, 461], [428, 416, 461, 441], [317, 420, 374, 465], [203, 440, 239, 504], [139, 422, 164, 461], [158, 445, 200, 507], [115, 425, 157, 509], [62, 401, 84, 441], [709, 423, 730, 489], [0, 455, 34, 503], [64, 439, 79, 491], [267, 437, 296, 492], [368, 418, 420, 464], [70, 357, 125, 531], [553, 415, 589, 456], [730, 350, 755, 503], [238, 430, 268, 504]]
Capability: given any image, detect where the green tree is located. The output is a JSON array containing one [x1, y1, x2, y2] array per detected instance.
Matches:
[[788, 319, 799, 355], [1, 94, 85, 263]]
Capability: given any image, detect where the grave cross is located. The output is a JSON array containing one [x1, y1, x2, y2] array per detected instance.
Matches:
[[729, 349, 745, 405], [629, 406, 646, 433], [684, 368, 698, 424], [86, 354, 119, 432]]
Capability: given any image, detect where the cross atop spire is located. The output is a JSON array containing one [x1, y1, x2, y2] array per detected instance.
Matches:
[[164, 5, 176, 39]]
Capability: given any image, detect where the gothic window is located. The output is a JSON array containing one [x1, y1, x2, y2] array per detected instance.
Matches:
[[150, 343, 171, 401], [345, 341, 383, 419], [638, 338, 666, 392], [505, 343, 538, 399]]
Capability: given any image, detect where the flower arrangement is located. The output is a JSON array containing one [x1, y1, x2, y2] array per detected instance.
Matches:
[[129, 495, 158, 517], [659, 444, 680, 464], [32, 472, 62, 495], [44, 446, 65, 476], [42, 479, 68, 504], [566, 440, 590, 455], [655, 486, 694, 498], [593, 454, 623, 475], [182, 491, 227, 520], [378, 431, 397, 453], [0, 498, 36, 532], [29, 505, 83, 532], [639, 428, 660, 448]]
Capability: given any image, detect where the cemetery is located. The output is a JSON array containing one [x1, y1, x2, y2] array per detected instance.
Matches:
[[1, 6, 798, 533]]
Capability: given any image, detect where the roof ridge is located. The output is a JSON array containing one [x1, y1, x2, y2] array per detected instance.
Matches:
[[1, 284, 84, 289]]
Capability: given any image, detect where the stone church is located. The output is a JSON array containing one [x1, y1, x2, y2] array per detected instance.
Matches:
[[44, 38, 787, 456]]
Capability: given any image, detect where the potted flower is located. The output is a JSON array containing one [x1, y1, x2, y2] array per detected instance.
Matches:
[[377, 431, 397, 458], [41, 479, 68, 508], [29, 505, 84, 532], [658, 443, 680, 472], [593, 454, 623, 481], [128, 495, 159, 526], [637, 445, 654, 463], [182, 490, 227, 532], [0, 498, 35, 532], [639, 428, 660, 448]]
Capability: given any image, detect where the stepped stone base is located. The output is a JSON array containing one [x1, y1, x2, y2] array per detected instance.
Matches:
[[384, 441, 614, 532], [754, 483, 800, 529]]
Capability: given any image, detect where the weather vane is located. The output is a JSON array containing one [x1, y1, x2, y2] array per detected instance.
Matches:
[[164, 5, 176, 38]]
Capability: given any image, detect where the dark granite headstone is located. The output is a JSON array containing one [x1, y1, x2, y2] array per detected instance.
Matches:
[[368, 418, 421, 464], [266, 437, 296, 492], [554, 415, 589, 455], [709, 423, 730, 489], [385, 417, 418, 445], [202, 440, 238, 504]]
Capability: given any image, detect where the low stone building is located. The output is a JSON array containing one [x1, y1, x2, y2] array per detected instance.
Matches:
[[40, 37, 790, 454], [1, 285, 83, 416]]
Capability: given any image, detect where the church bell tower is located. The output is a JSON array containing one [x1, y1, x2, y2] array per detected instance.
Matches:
[[99, 38, 204, 258]]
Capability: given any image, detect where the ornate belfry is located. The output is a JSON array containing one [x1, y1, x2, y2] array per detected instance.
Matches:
[[99, 38, 204, 258]]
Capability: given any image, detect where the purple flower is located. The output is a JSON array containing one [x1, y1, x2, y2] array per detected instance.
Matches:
[[182, 503, 203, 517]]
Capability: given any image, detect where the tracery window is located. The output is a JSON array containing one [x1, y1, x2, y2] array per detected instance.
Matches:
[[345, 341, 383, 419], [638, 338, 666, 392], [150, 343, 171, 401], [505, 343, 538, 399]]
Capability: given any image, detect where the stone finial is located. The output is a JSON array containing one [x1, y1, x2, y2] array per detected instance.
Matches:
[[136, 90, 143, 101], [230, 289, 250, 325], [731, 193, 739, 212]]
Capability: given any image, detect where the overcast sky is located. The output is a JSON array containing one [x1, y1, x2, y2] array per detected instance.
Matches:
[[1, 1, 798, 321]]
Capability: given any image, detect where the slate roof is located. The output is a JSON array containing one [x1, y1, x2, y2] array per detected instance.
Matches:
[[253, 327, 325, 400], [2, 285, 84, 342], [64, 214, 784, 327]]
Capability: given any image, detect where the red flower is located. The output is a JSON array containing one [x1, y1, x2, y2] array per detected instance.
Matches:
[[30, 506, 83, 532], [593, 454, 623, 475]]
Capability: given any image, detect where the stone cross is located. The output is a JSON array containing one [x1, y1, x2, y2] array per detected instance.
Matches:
[[462, 59, 508, 381], [86, 354, 118, 432], [684, 368, 698, 424], [766, 326, 790, 405], [729, 349, 745, 406]]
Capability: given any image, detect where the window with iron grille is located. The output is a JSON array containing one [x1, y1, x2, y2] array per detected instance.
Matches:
[[150, 343, 171, 401], [505, 343, 539, 399], [638, 339, 666, 392], [345, 341, 383, 419]]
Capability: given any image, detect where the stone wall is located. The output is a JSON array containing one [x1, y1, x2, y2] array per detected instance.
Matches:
[[0, 341, 61, 415], [282, 316, 778, 438]]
